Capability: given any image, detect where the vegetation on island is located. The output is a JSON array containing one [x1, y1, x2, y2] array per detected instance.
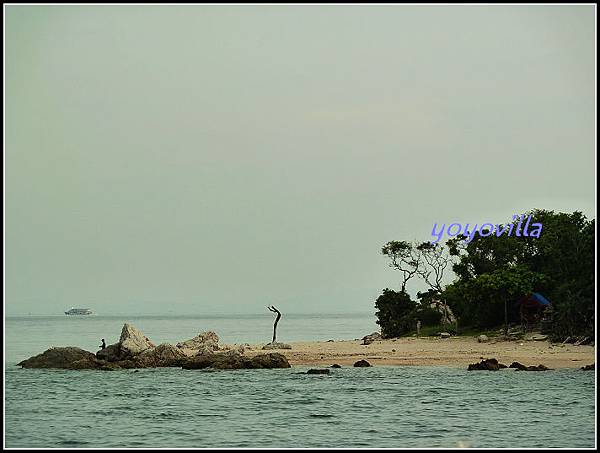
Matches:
[[375, 209, 595, 342]]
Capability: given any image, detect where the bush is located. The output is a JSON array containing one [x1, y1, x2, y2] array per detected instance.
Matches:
[[375, 289, 417, 338]]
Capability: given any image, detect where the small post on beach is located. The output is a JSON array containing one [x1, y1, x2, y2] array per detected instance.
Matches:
[[267, 306, 282, 344], [504, 299, 509, 338], [416, 319, 421, 338]]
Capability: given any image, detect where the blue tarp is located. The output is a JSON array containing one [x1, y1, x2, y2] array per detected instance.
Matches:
[[531, 292, 551, 306]]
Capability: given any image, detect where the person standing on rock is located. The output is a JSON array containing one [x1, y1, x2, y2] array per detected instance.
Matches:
[[99, 339, 106, 350]]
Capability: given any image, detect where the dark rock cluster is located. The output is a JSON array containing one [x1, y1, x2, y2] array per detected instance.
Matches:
[[467, 358, 507, 371], [353, 359, 371, 367], [181, 351, 290, 370], [508, 361, 551, 371], [467, 358, 551, 371]]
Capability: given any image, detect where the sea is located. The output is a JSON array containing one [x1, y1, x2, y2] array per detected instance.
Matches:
[[4, 314, 597, 448]]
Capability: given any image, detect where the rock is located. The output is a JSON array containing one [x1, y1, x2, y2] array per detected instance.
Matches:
[[96, 343, 121, 362], [508, 361, 528, 371], [182, 351, 290, 370], [439, 332, 451, 339], [95, 323, 156, 362], [181, 353, 216, 370], [18, 324, 290, 372], [307, 369, 330, 374], [330, 364, 342, 368], [467, 358, 507, 371], [176, 331, 220, 353], [509, 361, 551, 371], [526, 334, 548, 342], [119, 323, 155, 357], [18, 347, 102, 370], [248, 353, 291, 369], [136, 343, 187, 367], [353, 359, 371, 367], [262, 342, 292, 350], [477, 335, 489, 343], [580, 364, 595, 371], [221, 344, 247, 355], [210, 350, 247, 370], [234, 344, 247, 354], [530, 364, 550, 371], [361, 332, 382, 345]]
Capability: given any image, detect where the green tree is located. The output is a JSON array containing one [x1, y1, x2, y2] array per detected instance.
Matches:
[[374, 288, 417, 338], [443, 210, 594, 339]]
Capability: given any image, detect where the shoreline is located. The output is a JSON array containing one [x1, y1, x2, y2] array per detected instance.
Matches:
[[246, 337, 595, 369]]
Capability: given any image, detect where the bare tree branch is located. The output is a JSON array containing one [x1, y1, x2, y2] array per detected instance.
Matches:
[[267, 306, 282, 343], [381, 241, 421, 293]]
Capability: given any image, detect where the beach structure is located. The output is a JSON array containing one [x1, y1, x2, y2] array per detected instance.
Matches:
[[518, 293, 551, 329]]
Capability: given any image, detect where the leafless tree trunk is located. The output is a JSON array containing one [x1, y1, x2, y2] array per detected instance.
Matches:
[[416, 242, 450, 294], [267, 306, 281, 343]]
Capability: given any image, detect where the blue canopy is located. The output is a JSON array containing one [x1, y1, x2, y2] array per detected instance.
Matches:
[[531, 292, 551, 306]]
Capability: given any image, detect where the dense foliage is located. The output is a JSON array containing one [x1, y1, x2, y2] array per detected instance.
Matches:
[[376, 210, 595, 340], [374, 289, 443, 338]]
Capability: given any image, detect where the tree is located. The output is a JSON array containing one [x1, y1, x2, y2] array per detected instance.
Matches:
[[415, 242, 451, 293], [472, 265, 545, 336], [381, 241, 420, 293], [374, 289, 417, 338], [442, 265, 544, 332], [379, 210, 595, 341], [444, 210, 594, 339]]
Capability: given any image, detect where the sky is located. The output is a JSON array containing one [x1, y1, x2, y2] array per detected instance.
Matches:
[[4, 5, 596, 316]]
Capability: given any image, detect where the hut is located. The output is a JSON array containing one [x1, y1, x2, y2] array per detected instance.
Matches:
[[518, 292, 551, 329]]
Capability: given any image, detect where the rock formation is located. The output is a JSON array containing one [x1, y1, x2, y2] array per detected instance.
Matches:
[[468, 359, 551, 371], [509, 361, 551, 371], [262, 342, 292, 350], [181, 351, 290, 370], [136, 343, 188, 368], [467, 358, 507, 371], [18, 347, 102, 370], [307, 369, 330, 374], [17, 324, 290, 371], [119, 323, 156, 356], [361, 332, 382, 345], [176, 331, 220, 355]]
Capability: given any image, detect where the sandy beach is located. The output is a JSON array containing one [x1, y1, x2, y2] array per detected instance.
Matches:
[[247, 337, 595, 368]]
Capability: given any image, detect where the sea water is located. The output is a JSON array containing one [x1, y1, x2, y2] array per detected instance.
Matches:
[[4, 315, 596, 448]]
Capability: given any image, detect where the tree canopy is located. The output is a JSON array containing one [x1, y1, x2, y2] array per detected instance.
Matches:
[[376, 209, 595, 341]]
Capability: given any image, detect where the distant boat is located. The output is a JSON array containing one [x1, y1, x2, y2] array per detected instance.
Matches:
[[64, 308, 93, 316]]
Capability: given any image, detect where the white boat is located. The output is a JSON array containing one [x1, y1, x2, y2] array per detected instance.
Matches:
[[64, 308, 93, 315]]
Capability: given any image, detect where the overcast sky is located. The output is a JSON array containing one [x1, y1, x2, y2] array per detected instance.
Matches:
[[5, 5, 596, 315]]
